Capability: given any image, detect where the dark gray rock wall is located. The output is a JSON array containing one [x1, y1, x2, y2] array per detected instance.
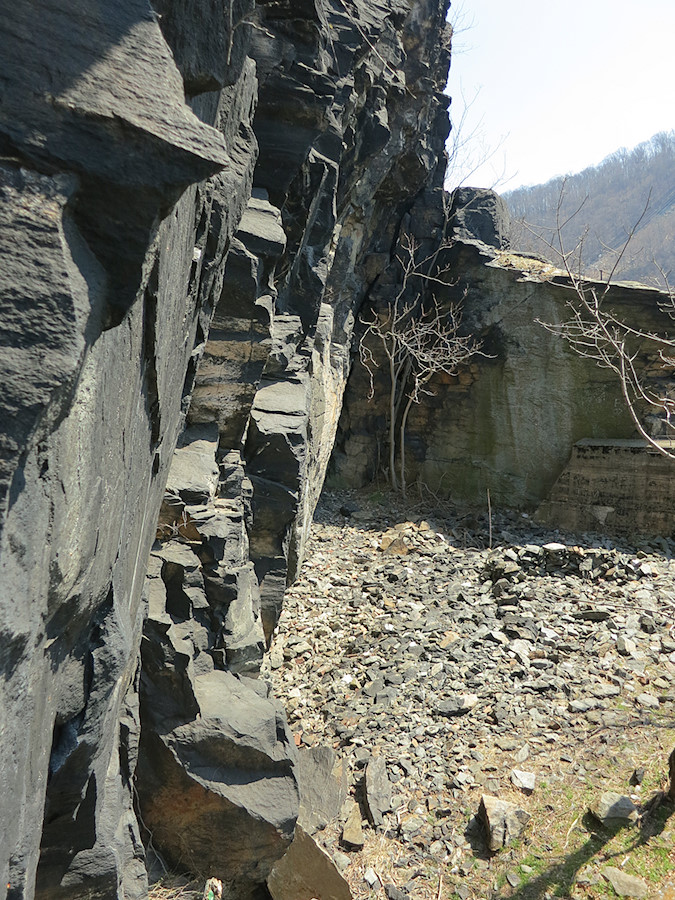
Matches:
[[0, 2, 258, 898], [0, 1, 453, 898], [137, 2, 453, 893]]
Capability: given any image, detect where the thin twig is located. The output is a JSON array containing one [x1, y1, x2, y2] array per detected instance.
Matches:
[[563, 814, 580, 850], [487, 488, 492, 550]]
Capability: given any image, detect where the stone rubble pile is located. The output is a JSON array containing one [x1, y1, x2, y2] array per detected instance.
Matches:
[[262, 491, 675, 894]]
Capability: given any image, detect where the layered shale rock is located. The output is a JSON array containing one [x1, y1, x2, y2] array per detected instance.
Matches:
[[0, 1, 453, 898], [1, 3, 253, 899], [138, 0, 454, 891]]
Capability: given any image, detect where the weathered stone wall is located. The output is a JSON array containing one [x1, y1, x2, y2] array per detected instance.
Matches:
[[334, 189, 675, 514], [1, 3, 261, 896], [0, 1, 453, 898], [536, 439, 675, 535]]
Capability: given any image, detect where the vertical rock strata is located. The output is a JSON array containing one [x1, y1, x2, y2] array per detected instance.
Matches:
[[0, 1, 452, 899]]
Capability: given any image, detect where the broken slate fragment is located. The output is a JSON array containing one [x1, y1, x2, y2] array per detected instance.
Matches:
[[602, 866, 648, 898], [384, 884, 408, 900], [436, 694, 479, 716], [510, 769, 536, 793], [589, 792, 638, 826], [363, 868, 379, 889], [478, 795, 531, 851], [364, 756, 392, 827], [636, 692, 659, 709], [341, 800, 365, 849], [267, 825, 352, 900], [296, 745, 348, 834]]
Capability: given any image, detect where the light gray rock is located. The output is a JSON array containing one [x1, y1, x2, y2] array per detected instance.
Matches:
[[165, 424, 220, 505], [511, 770, 536, 793], [636, 692, 660, 709], [436, 694, 479, 716], [602, 866, 648, 898], [342, 801, 366, 849], [589, 792, 638, 826], [364, 868, 379, 889], [297, 746, 349, 835], [478, 795, 531, 851], [365, 757, 392, 827]]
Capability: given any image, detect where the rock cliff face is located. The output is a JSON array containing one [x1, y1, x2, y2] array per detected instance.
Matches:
[[0, 1, 452, 898], [334, 187, 675, 518]]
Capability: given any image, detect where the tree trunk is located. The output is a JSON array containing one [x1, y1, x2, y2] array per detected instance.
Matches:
[[399, 392, 415, 499], [388, 353, 398, 491]]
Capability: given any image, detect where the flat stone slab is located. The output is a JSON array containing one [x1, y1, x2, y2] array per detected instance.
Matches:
[[268, 824, 353, 900], [602, 866, 648, 898]]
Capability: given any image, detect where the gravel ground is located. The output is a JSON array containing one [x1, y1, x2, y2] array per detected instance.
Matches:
[[262, 489, 675, 899]]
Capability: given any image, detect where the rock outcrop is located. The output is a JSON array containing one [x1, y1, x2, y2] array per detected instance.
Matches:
[[0, 1, 452, 898], [334, 187, 675, 522]]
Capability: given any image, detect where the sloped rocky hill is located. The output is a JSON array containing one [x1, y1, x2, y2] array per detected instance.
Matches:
[[0, 2, 452, 898]]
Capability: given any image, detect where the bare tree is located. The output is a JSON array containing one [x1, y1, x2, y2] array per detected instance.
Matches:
[[533, 182, 675, 458], [359, 234, 480, 496]]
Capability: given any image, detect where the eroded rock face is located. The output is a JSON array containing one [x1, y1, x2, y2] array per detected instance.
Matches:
[[1, 1, 453, 898], [137, 1, 454, 891], [0, 3, 257, 898]]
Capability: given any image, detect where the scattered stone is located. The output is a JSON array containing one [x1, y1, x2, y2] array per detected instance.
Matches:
[[478, 795, 531, 851], [363, 868, 379, 889], [364, 756, 392, 827], [297, 746, 348, 834], [384, 884, 408, 900], [341, 801, 365, 849], [511, 770, 536, 793], [636, 692, 659, 709], [399, 815, 426, 839], [436, 694, 479, 717], [263, 492, 675, 894], [267, 825, 352, 900], [602, 866, 648, 898], [617, 635, 637, 656], [515, 744, 530, 763], [333, 851, 351, 873], [506, 871, 521, 887], [629, 768, 645, 786], [589, 792, 638, 826], [495, 737, 519, 752]]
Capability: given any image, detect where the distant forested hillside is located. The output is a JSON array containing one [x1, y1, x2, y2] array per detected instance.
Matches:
[[505, 131, 675, 286]]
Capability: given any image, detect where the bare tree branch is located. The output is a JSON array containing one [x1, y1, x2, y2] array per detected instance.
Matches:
[[534, 183, 675, 458], [359, 235, 481, 494]]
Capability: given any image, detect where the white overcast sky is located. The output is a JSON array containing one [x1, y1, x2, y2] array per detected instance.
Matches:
[[445, 0, 675, 192]]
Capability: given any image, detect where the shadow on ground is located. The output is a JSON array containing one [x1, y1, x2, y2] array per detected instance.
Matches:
[[495, 798, 674, 899]]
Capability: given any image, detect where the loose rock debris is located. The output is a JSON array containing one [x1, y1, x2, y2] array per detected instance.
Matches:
[[262, 491, 675, 897]]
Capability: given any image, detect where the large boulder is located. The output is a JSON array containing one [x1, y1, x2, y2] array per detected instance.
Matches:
[[448, 187, 512, 249], [138, 670, 298, 896]]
